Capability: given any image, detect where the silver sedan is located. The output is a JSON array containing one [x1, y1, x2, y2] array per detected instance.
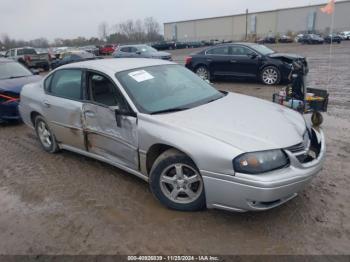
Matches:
[[19, 58, 325, 212]]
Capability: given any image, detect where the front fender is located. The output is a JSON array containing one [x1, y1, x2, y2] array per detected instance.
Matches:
[[138, 114, 242, 177]]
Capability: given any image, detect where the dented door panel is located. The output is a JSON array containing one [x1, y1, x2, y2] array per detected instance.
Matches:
[[82, 103, 139, 170], [45, 95, 85, 150]]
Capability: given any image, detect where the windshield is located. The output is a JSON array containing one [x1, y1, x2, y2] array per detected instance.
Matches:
[[0, 62, 32, 80], [139, 45, 158, 53], [116, 65, 224, 114], [250, 44, 275, 55]]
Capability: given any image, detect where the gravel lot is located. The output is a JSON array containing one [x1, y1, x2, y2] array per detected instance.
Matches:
[[0, 42, 349, 255]]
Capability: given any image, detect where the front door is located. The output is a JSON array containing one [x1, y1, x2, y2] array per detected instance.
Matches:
[[229, 45, 259, 78], [43, 69, 85, 150], [83, 71, 139, 170]]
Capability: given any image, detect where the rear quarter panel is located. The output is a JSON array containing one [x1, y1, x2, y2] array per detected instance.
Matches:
[[19, 80, 46, 128]]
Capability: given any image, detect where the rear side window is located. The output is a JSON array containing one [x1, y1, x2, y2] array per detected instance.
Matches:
[[120, 47, 130, 53], [49, 69, 82, 100], [207, 46, 230, 55]]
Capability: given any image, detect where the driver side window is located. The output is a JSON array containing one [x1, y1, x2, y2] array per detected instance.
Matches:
[[88, 72, 120, 107]]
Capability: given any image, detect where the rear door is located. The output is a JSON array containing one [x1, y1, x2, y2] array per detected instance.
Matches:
[[205, 45, 232, 76], [43, 69, 86, 150], [82, 71, 139, 170]]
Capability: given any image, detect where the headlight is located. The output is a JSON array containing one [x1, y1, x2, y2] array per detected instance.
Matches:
[[233, 150, 289, 174]]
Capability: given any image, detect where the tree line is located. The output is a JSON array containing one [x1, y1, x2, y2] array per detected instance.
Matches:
[[0, 17, 163, 50]]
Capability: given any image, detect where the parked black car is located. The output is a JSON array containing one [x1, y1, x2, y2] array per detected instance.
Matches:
[[51, 51, 101, 69], [324, 34, 342, 44], [257, 36, 276, 44], [185, 43, 308, 85], [299, 34, 324, 44], [112, 44, 172, 60], [151, 41, 176, 50], [279, 35, 293, 43]]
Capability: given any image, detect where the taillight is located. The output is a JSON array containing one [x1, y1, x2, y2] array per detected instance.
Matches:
[[185, 56, 192, 65], [0, 92, 19, 104], [25, 55, 32, 62]]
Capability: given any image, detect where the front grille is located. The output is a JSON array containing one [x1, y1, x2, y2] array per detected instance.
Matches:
[[285, 142, 305, 153], [285, 130, 320, 164]]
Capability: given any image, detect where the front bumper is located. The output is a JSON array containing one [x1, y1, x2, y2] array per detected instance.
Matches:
[[202, 129, 326, 212], [0, 101, 21, 122]]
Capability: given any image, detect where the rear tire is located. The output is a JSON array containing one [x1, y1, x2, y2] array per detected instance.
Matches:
[[149, 149, 206, 211], [195, 65, 210, 81], [35, 116, 59, 153]]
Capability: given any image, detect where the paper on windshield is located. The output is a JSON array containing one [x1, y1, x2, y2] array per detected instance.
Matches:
[[128, 70, 154, 83]]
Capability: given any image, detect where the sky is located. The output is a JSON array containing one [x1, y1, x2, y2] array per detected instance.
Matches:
[[0, 0, 336, 41]]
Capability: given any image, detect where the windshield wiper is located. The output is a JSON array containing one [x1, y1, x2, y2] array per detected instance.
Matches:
[[151, 107, 190, 115]]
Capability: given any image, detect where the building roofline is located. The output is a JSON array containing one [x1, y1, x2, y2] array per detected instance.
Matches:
[[164, 0, 350, 25]]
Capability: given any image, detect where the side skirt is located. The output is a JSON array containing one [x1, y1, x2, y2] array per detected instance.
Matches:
[[59, 144, 149, 182]]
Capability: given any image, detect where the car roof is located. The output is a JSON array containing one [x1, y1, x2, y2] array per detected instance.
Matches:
[[59, 58, 174, 73], [120, 44, 149, 48]]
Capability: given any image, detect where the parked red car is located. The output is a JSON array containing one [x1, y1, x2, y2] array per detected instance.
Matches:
[[99, 44, 117, 55]]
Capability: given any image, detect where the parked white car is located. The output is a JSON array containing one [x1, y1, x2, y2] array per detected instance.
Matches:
[[340, 31, 350, 40], [19, 59, 326, 212]]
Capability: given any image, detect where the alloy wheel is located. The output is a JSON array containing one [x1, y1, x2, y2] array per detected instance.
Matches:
[[196, 67, 209, 80], [159, 163, 203, 204], [37, 121, 52, 148], [262, 68, 279, 85]]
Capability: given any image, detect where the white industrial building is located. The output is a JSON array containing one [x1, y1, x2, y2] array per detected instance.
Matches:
[[164, 0, 350, 41]]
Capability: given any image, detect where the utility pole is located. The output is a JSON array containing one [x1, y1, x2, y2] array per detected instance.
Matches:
[[245, 9, 249, 41]]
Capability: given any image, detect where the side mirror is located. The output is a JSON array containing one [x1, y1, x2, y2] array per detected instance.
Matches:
[[248, 52, 258, 59], [109, 105, 136, 127]]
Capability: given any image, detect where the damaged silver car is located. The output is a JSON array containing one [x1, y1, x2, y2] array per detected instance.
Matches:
[[19, 59, 325, 212]]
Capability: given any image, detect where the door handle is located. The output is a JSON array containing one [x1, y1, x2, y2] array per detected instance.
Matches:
[[42, 100, 50, 108], [206, 58, 212, 62], [230, 59, 237, 63], [84, 110, 95, 118]]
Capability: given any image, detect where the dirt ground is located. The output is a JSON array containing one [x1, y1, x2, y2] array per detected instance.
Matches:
[[0, 42, 349, 255]]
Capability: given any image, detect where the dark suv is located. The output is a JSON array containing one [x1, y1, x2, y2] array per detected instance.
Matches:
[[185, 43, 308, 85]]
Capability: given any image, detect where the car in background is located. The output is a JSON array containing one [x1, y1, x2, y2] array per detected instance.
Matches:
[[0, 51, 6, 57], [339, 31, 350, 40], [0, 58, 41, 123], [174, 41, 188, 49], [185, 42, 308, 85], [151, 41, 176, 50], [99, 44, 116, 55], [51, 51, 101, 69], [257, 36, 276, 44], [295, 34, 304, 43], [5, 47, 50, 71], [19, 58, 325, 212], [79, 45, 100, 56], [279, 35, 293, 43], [113, 45, 172, 60], [35, 48, 56, 62], [324, 34, 342, 44], [299, 34, 324, 44]]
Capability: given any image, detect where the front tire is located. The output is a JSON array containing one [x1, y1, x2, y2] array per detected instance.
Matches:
[[261, 66, 281, 85], [149, 149, 206, 211], [35, 116, 59, 153]]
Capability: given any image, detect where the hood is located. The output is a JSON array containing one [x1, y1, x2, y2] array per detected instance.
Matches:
[[0, 75, 42, 93], [153, 93, 306, 152], [269, 53, 305, 60]]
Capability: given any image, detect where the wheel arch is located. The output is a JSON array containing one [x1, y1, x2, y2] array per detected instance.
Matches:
[[145, 143, 198, 176], [30, 111, 42, 127]]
